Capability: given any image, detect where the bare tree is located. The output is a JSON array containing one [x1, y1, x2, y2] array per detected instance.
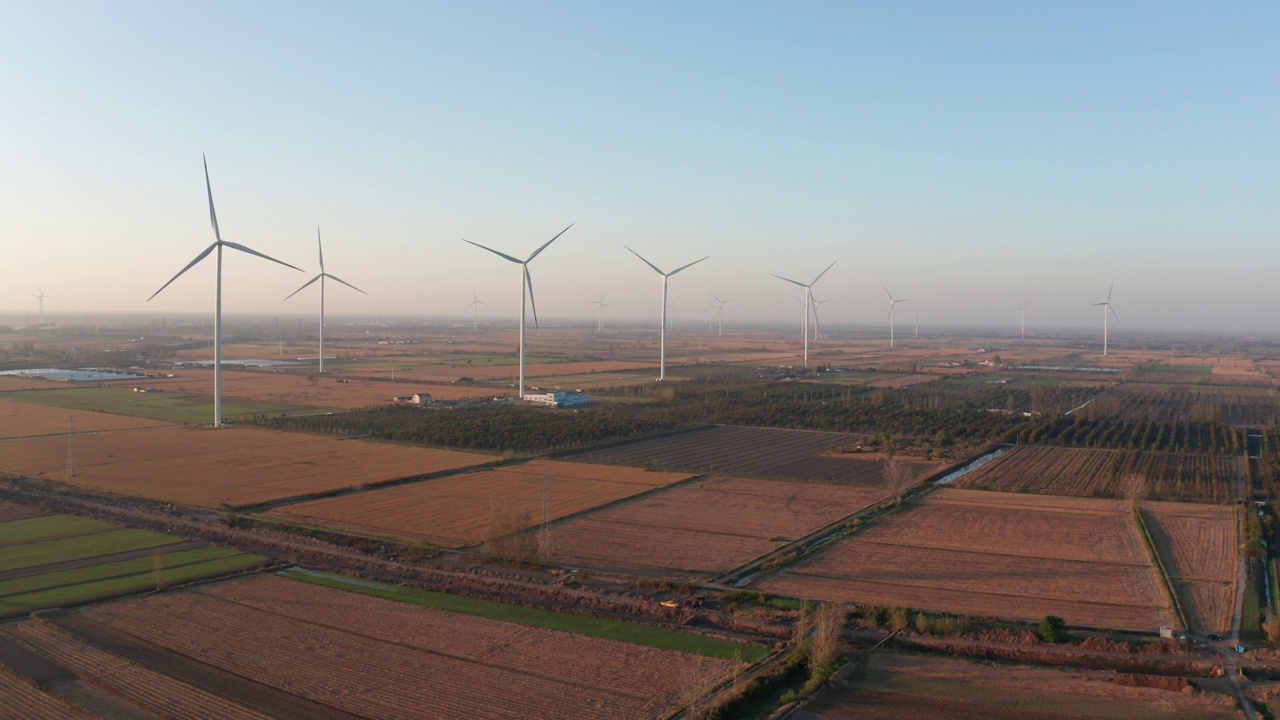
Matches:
[[884, 456, 915, 503]]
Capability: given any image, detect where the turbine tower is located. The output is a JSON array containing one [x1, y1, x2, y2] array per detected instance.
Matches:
[[711, 294, 732, 336], [466, 289, 487, 331], [626, 247, 708, 381], [33, 287, 52, 327], [1091, 283, 1119, 356], [148, 155, 302, 428], [1015, 300, 1031, 341], [464, 224, 573, 398], [914, 307, 920, 339], [882, 285, 910, 348], [283, 228, 367, 374], [772, 261, 836, 368], [588, 293, 609, 335]]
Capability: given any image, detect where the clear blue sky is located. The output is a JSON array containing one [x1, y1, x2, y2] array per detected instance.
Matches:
[[1, 1, 1276, 332]]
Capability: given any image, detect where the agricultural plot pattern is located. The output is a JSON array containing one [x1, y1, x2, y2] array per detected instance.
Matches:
[[0, 398, 169, 439], [757, 489, 1173, 629], [0, 510, 267, 617], [265, 459, 691, 546], [548, 476, 889, 575], [2, 574, 740, 720], [0, 425, 497, 507], [567, 425, 936, 485], [953, 445, 1240, 505], [1142, 501, 1239, 634]]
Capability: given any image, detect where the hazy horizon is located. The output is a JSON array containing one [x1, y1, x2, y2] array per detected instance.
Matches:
[[2, 3, 1276, 332]]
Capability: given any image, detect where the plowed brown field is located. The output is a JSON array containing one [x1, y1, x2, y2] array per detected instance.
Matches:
[[756, 488, 1173, 629], [1142, 501, 1238, 633], [0, 425, 495, 507], [548, 476, 889, 575], [266, 460, 691, 546], [141, 368, 488, 407], [0, 398, 168, 439]]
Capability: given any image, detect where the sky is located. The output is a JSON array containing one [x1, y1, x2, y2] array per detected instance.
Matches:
[[1, 1, 1277, 333]]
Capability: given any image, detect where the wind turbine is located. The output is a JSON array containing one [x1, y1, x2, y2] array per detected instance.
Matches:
[[626, 247, 708, 381], [466, 289, 487, 331], [588, 293, 609, 335], [1015, 300, 1031, 341], [1091, 283, 1119, 356], [711, 294, 732, 336], [772, 261, 836, 368], [464, 224, 573, 398], [914, 307, 920, 339], [148, 155, 303, 427], [33, 287, 51, 327], [882, 285, 910, 348], [811, 296, 831, 340], [283, 228, 367, 374]]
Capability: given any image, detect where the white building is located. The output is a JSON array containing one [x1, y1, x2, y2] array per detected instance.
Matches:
[[524, 391, 591, 408]]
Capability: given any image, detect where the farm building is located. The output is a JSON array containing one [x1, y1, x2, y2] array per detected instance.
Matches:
[[525, 391, 591, 408], [391, 393, 433, 405]]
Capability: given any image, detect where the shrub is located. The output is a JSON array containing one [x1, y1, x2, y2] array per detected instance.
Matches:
[[1039, 615, 1066, 643]]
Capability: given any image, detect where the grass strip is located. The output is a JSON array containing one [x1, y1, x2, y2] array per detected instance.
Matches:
[[0, 546, 246, 597], [282, 568, 767, 661], [0, 552, 268, 615], [0, 514, 115, 546], [0, 529, 182, 573]]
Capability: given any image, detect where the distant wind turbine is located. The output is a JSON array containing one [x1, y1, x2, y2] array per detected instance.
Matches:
[[626, 247, 708, 381], [812, 296, 831, 340], [711, 294, 732, 336], [148, 155, 303, 427], [463, 224, 573, 398], [33, 287, 52, 327], [1091, 283, 1119, 356], [914, 307, 920, 339], [773, 262, 835, 367], [466, 289, 487, 331], [882, 285, 910, 348], [1015, 300, 1031, 341], [588, 293, 609, 335], [283, 228, 367, 374]]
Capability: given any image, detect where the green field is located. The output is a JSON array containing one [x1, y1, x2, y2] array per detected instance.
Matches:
[[283, 568, 768, 661], [0, 528, 181, 572], [0, 387, 315, 424], [0, 547, 267, 615], [0, 514, 114, 546]]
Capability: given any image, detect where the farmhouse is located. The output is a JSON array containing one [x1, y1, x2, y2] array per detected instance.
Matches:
[[391, 393, 433, 405], [525, 391, 591, 408]]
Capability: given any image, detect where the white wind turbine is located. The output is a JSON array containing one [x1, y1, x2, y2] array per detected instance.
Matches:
[[914, 307, 920, 339], [711, 294, 732, 336], [283, 228, 367, 374], [626, 247, 708, 381], [1091, 283, 1119, 356], [588, 293, 609, 335], [1015, 300, 1031, 341], [148, 155, 303, 428], [772, 261, 836, 368], [882, 285, 910, 347], [33, 287, 52, 327], [464, 225, 573, 398], [466, 289, 487, 331], [811, 296, 831, 340]]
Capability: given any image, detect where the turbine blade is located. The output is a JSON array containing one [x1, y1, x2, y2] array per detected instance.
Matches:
[[283, 274, 323, 301], [203, 154, 221, 241], [882, 284, 895, 302], [317, 227, 325, 272], [772, 274, 807, 288], [625, 246, 665, 275], [462, 239, 522, 264], [223, 241, 304, 272], [525, 266, 540, 329], [668, 256, 709, 276], [1108, 281, 1114, 301], [1109, 304, 1120, 323], [898, 298, 911, 303], [526, 223, 573, 262], [148, 242, 217, 301], [811, 260, 837, 285], [324, 273, 368, 295]]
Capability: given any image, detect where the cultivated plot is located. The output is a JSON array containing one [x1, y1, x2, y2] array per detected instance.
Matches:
[[566, 425, 937, 485], [3, 574, 744, 720], [548, 476, 890, 575], [265, 459, 692, 546], [0, 425, 496, 507], [0, 398, 169, 439], [756, 488, 1173, 630], [1, 386, 311, 424], [1141, 501, 1239, 634]]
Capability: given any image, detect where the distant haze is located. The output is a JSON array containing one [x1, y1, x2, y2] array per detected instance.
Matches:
[[1, 4, 1276, 332]]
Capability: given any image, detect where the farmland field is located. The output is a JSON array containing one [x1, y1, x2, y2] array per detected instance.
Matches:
[[1141, 501, 1239, 634], [0, 398, 170, 439], [138, 367, 491, 407], [547, 476, 890, 575], [566, 425, 939, 485], [265, 459, 692, 546], [795, 652, 1237, 720], [952, 445, 1240, 504], [756, 489, 1173, 629], [2, 573, 746, 719], [0, 425, 497, 507], [1, 386, 314, 424]]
